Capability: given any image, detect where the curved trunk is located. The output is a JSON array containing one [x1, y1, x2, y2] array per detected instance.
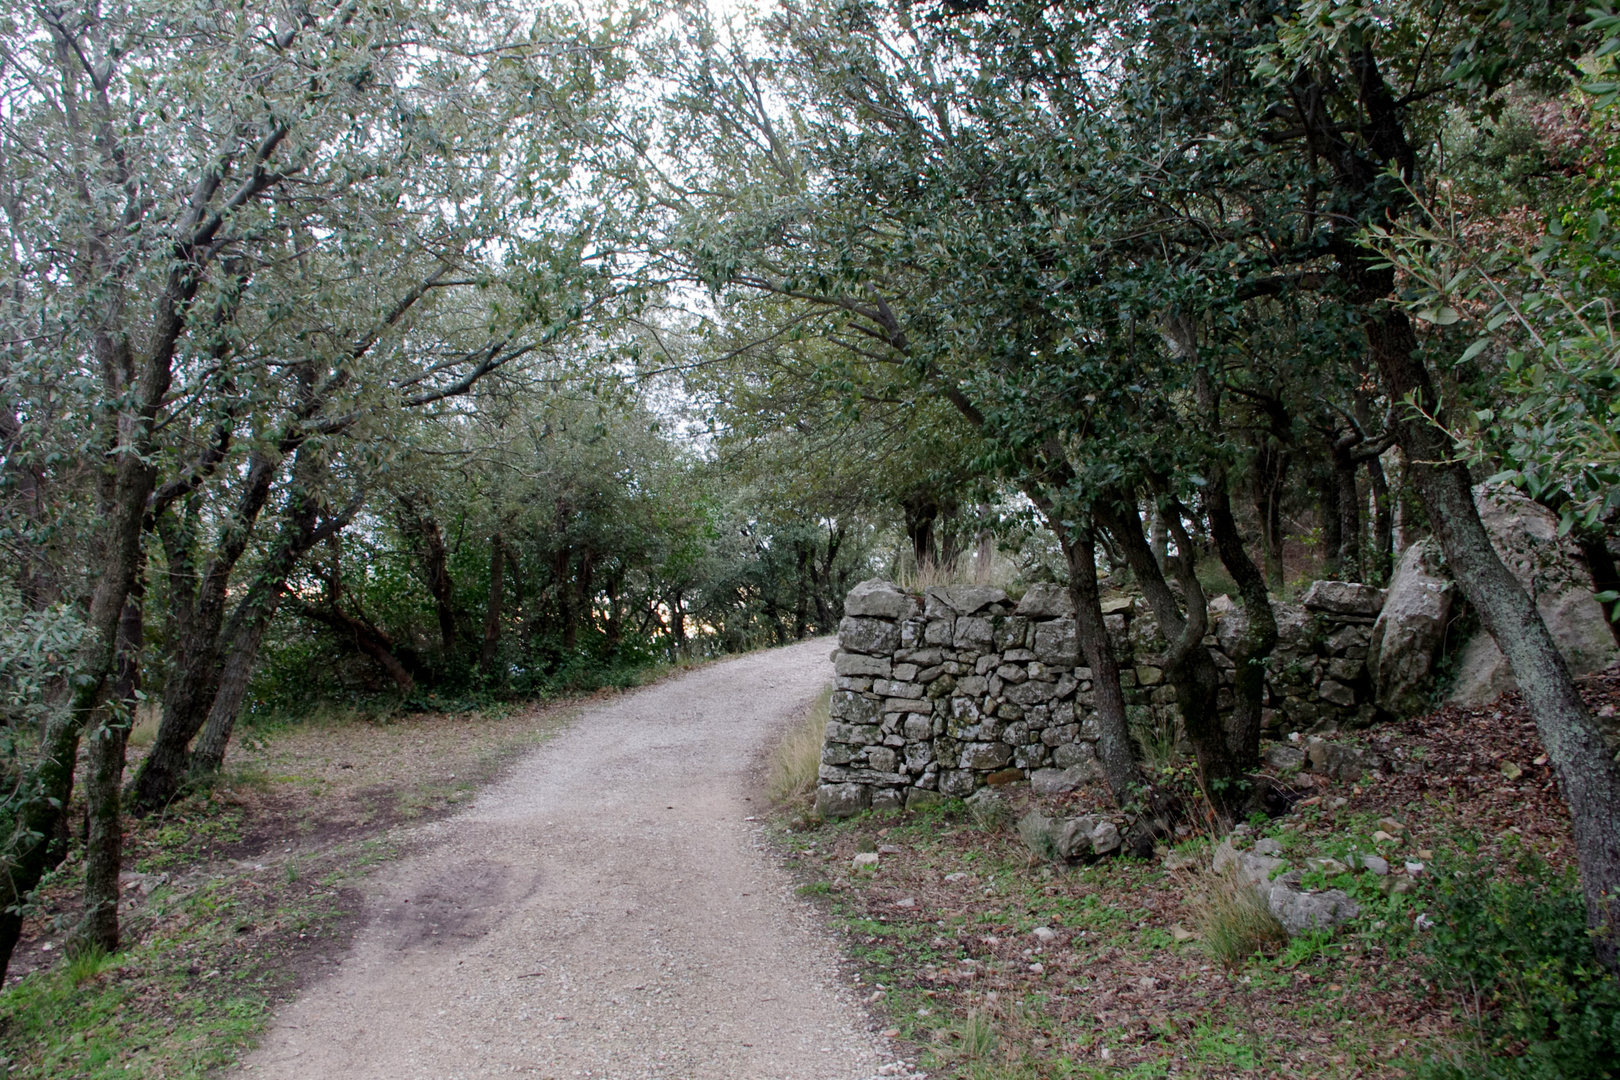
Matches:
[[1365, 299, 1620, 967]]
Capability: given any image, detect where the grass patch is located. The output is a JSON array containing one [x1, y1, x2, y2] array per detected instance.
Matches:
[[768, 685, 829, 806], [1190, 868, 1289, 970]]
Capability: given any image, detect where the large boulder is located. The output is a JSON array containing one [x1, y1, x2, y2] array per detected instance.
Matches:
[[1368, 541, 1456, 716], [1301, 580, 1386, 616], [844, 578, 920, 620], [1448, 486, 1619, 705], [1014, 583, 1075, 618]]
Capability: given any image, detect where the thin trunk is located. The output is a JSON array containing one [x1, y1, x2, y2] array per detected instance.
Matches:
[[75, 583, 143, 954], [1096, 495, 1243, 818], [1318, 470, 1342, 579], [1148, 505, 1169, 572], [1052, 522, 1142, 803], [189, 597, 281, 776], [413, 503, 457, 652], [1329, 431, 1363, 582], [1364, 296, 1620, 967], [480, 532, 504, 674], [1366, 451, 1393, 585], [794, 542, 810, 640]]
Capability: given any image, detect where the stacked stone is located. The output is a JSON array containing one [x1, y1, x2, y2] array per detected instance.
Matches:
[[1220, 580, 1386, 734], [817, 577, 1390, 818], [820, 580, 1111, 817]]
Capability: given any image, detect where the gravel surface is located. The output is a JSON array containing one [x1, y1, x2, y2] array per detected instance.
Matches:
[[245, 640, 894, 1080]]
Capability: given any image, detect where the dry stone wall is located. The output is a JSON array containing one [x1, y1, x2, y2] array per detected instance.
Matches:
[[817, 577, 1393, 818]]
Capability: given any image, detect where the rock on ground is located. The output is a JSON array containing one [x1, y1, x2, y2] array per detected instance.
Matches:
[[243, 640, 887, 1080], [1449, 485, 1618, 705]]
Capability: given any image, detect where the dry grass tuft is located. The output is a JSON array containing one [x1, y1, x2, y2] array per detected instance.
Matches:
[[768, 686, 830, 805], [1190, 867, 1289, 970]]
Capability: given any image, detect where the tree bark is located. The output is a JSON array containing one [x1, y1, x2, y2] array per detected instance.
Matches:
[[1328, 428, 1363, 582], [1363, 296, 1620, 966], [401, 496, 457, 653], [74, 584, 144, 954], [480, 532, 505, 674], [1317, 468, 1342, 578], [1052, 522, 1143, 804], [1096, 495, 1245, 818]]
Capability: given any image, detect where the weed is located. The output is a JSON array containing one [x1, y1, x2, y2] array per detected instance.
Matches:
[[1129, 708, 1180, 772], [769, 686, 830, 806], [1190, 868, 1288, 970], [64, 944, 113, 987], [1016, 809, 1060, 861], [795, 881, 831, 897], [955, 1010, 999, 1062]]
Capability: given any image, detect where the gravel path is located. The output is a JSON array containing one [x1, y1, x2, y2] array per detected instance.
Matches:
[[244, 640, 895, 1080]]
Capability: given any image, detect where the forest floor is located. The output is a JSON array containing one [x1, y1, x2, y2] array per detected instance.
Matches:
[[775, 667, 1620, 1079]]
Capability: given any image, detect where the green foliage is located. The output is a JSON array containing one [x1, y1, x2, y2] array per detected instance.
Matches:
[[1412, 850, 1620, 1079]]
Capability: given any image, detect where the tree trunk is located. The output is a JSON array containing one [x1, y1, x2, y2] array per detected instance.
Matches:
[[1317, 469, 1342, 579], [1364, 299, 1620, 967], [794, 541, 811, 640], [480, 532, 505, 675], [1207, 481, 1277, 770], [1365, 450, 1393, 585], [1329, 431, 1363, 582], [190, 597, 282, 777], [1096, 496, 1244, 818], [419, 508, 458, 653], [75, 585, 144, 954], [1052, 523, 1142, 804]]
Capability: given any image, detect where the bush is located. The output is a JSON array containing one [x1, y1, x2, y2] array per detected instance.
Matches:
[[1412, 850, 1620, 1079], [1190, 868, 1288, 970]]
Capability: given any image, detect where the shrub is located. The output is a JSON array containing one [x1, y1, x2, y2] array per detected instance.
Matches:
[[1190, 868, 1288, 970], [1412, 850, 1620, 1079]]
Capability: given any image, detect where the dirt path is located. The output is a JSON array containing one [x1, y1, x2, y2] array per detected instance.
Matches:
[[243, 640, 893, 1080]]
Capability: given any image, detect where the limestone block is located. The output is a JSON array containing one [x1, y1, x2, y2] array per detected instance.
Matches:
[[1326, 657, 1363, 683], [839, 615, 901, 655], [816, 783, 870, 818], [825, 721, 882, 745], [995, 663, 1028, 684], [924, 617, 955, 646], [959, 742, 1014, 770], [904, 742, 934, 772], [830, 690, 882, 724], [1052, 741, 1097, 769], [884, 697, 933, 715], [903, 714, 934, 741], [1042, 723, 1080, 747], [874, 678, 924, 699], [1301, 580, 1387, 616], [845, 578, 921, 619], [926, 585, 1010, 615], [1445, 486, 1618, 706], [893, 663, 919, 681], [1316, 678, 1355, 708], [821, 743, 854, 765], [865, 746, 898, 772], [1325, 623, 1372, 655], [871, 787, 906, 811], [1266, 882, 1360, 935], [834, 676, 872, 692], [835, 652, 892, 678], [1004, 679, 1057, 706], [905, 787, 943, 810], [954, 616, 995, 650], [957, 675, 988, 697], [1033, 619, 1080, 666], [1014, 583, 1075, 618], [938, 769, 977, 797], [995, 616, 1029, 651]]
